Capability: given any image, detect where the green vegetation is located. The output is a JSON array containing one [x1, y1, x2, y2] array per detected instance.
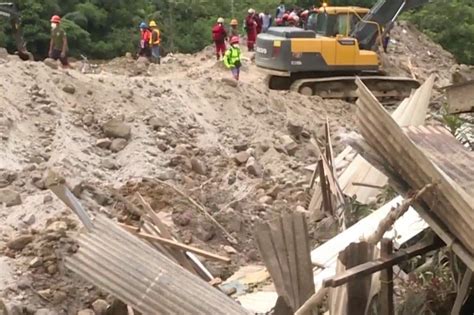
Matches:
[[0, 0, 472, 63]]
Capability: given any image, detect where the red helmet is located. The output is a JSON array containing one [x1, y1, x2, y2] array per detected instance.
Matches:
[[230, 36, 240, 44], [50, 15, 61, 23]]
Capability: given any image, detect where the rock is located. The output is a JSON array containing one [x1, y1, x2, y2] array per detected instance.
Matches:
[[43, 195, 53, 203], [0, 47, 8, 59], [286, 119, 304, 138], [221, 78, 238, 87], [29, 257, 43, 268], [223, 245, 238, 254], [17, 277, 32, 290], [103, 119, 131, 139], [197, 223, 215, 242], [0, 169, 17, 188], [148, 117, 168, 130], [43, 58, 58, 69], [110, 138, 128, 152], [31, 172, 46, 190], [67, 178, 83, 197], [233, 143, 249, 152], [46, 264, 57, 274], [258, 195, 273, 205], [156, 141, 168, 152], [296, 205, 309, 214], [173, 212, 192, 227], [0, 188, 22, 206], [223, 286, 237, 296], [7, 234, 33, 250], [46, 221, 68, 233], [227, 216, 242, 233], [246, 157, 263, 177], [62, 84, 76, 94], [77, 309, 95, 315], [174, 144, 189, 156], [82, 114, 94, 126], [92, 300, 109, 315], [52, 291, 67, 304], [96, 138, 112, 149], [233, 151, 250, 165], [190, 157, 207, 175], [247, 249, 259, 261], [279, 135, 298, 155], [6, 304, 23, 315], [267, 185, 281, 199], [102, 158, 119, 170]]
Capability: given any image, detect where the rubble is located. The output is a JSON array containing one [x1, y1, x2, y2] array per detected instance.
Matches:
[[7, 234, 34, 250], [0, 188, 22, 206], [233, 151, 250, 165], [110, 138, 128, 152], [102, 119, 131, 139]]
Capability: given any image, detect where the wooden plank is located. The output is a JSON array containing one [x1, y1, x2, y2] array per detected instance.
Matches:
[[451, 268, 473, 315], [356, 78, 474, 254], [119, 224, 231, 262], [293, 213, 316, 304], [380, 239, 394, 315], [323, 238, 443, 288], [282, 213, 300, 309]]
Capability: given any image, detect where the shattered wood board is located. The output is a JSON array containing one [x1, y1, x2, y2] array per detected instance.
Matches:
[[404, 125, 474, 195], [311, 196, 428, 291], [255, 212, 315, 312], [355, 78, 474, 254]]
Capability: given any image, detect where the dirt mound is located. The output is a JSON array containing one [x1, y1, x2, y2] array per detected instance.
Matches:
[[0, 21, 460, 313]]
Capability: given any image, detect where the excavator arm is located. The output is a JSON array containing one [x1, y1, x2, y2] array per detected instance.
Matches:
[[0, 2, 32, 60], [350, 0, 429, 50]]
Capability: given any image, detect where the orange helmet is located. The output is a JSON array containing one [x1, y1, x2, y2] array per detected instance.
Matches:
[[230, 36, 240, 44], [50, 15, 61, 23], [230, 19, 238, 26]]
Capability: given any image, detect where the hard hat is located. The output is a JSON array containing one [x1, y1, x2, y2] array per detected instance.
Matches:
[[230, 36, 240, 44], [217, 17, 224, 23], [139, 22, 147, 29], [248, 8, 255, 14], [149, 20, 157, 27], [301, 10, 309, 17], [230, 19, 238, 26], [259, 12, 264, 18], [50, 15, 61, 23]]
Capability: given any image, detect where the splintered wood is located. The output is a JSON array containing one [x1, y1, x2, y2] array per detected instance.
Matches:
[[254, 213, 315, 314], [355, 77, 474, 257]]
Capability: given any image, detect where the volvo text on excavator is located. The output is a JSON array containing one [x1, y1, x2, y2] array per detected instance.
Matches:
[[255, 0, 428, 102], [0, 2, 32, 60]]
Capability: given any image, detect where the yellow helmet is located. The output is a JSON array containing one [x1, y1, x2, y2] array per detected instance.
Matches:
[[149, 20, 157, 27], [230, 19, 238, 26]]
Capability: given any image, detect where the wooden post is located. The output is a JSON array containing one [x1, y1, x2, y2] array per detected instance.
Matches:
[[380, 238, 394, 315]]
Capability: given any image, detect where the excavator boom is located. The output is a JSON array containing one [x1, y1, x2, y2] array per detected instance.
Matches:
[[0, 2, 32, 60]]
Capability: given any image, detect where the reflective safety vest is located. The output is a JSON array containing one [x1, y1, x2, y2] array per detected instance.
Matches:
[[150, 29, 161, 46], [224, 47, 241, 68]]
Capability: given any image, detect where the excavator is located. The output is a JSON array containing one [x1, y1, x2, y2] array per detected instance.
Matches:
[[255, 0, 429, 102], [0, 2, 32, 60]]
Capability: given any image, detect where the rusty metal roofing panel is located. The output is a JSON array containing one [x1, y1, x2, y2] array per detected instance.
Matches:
[[405, 125, 474, 195], [65, 216, 250, 315]]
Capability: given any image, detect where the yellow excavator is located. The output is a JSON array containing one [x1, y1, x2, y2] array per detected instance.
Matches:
[[0, 2, 32, 60], [255, 0, 428, 102]]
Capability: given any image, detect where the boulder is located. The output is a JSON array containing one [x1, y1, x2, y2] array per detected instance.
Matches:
[[233, 151, 250, 165], [43, 58, 58, 69], [62, 84, 76, 94], [191, 157, 207, 175], [0, 188, 22, 206], [7, 234, 34, 250], [110, 138, 128, 152], [246, 157, 263, 177], [103, 119, 131, 139], [96, 138, 112, 149]]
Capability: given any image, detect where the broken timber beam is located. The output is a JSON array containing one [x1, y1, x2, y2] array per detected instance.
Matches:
[[323, 237, 443, 288]]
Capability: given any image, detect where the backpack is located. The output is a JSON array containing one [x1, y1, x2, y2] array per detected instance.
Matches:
[[212, 24, 224, 41]]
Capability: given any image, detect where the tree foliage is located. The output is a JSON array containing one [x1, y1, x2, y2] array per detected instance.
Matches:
[[0, 0, 472, 64]]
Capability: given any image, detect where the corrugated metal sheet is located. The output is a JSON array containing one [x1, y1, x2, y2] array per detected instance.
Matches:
[[65, 216, 250, 315], [355, 77, 474, 256], [405, 125, 474, 195]]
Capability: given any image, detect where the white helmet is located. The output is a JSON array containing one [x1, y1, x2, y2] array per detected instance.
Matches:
[[259, 12, 264, 18], [248, 8, 255, 14], [217, 17, 224, 23]]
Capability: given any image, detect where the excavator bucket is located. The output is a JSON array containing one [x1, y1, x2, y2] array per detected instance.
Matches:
[[10, 19, 32, 60]]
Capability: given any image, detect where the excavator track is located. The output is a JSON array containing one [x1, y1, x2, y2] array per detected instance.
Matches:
[[290, 76, 420, 104]]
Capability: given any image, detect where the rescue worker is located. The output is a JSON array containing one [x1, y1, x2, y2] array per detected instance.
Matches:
[[224, 36, 242, 81], [138, 22, 152, 58], [48, 15, 69, 67], [383, 31, 391, 53], [149, 20, 161, 64], [255, 13, 263, 34], [245, 9, 257, 51], [212, 17, 227, 60], [230, 19, 239, 37], [261, 10, 272, 33]]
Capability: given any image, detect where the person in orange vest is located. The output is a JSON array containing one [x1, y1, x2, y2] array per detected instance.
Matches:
[[48, 15, 69, 67], [149, 20, 161, 64]]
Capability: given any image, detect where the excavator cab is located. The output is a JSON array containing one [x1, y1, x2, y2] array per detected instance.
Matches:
[[306, 7, 370, 37]]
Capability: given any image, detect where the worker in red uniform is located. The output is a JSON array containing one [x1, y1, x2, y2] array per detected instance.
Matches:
[[245, 9, 257, 51], [138, 22, 152, 58], [212, 17, 227, 60]]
